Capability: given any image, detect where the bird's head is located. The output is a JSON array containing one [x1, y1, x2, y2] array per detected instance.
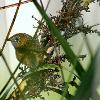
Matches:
[[8, 33, 32, 49]]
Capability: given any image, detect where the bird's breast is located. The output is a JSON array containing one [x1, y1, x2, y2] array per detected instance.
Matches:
[[16, 49, 44, 67], [16, 50, 33, 66]]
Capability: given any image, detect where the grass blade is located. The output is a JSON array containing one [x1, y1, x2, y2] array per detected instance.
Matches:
[[71, 44, 100, 100]]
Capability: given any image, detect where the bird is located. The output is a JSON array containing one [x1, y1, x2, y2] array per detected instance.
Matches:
[[8, 33, 45, 67]]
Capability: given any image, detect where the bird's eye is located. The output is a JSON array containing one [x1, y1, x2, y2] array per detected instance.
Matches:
[[14, 36, 19, 42]]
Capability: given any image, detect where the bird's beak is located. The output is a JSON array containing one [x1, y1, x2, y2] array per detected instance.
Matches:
[[7, 38, 11, 41]]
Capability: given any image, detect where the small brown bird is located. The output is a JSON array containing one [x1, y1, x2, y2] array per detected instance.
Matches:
[[8, 33, 44, 67]]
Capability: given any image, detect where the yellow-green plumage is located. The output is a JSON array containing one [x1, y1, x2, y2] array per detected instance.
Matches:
[[9, 33, 44, 67]]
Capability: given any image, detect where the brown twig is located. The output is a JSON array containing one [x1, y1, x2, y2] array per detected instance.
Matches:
[[33, 0, 51, 38], [0, 0, 31, 10], [0, 0, 23, 98], [0, 62, 21, 95], [1, 53, 22, 95], [0, 0, 22, 54]]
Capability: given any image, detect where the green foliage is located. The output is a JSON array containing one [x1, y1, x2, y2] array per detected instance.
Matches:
[[32, 0, 85, 78], [1, 0, 100, 100], [32, 0, 100, 100]]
